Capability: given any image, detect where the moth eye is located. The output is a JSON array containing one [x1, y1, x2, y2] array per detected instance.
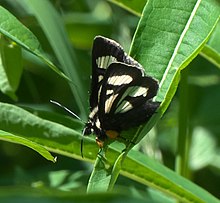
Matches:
[[83, 127, 91, 135], [83, 122, 94, 135]]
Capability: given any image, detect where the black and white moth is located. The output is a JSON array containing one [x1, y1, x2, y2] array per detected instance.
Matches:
[[83, 36, 160, 148]]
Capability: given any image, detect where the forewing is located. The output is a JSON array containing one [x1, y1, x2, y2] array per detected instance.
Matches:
[[89, 36, 143, 110]]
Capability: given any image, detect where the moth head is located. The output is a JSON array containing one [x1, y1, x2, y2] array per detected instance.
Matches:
[[81, 120, 96, 158], [81, 118, 108, 157], [83, 121, 94, 135]]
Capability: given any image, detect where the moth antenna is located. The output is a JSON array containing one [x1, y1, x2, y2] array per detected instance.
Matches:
[[80, 128, 86, 158], [50, 100, 86, 158], [50, 100, 85, 123]]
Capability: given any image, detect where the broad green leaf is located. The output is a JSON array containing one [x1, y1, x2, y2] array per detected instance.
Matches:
[[130, 0, 220, 141], [0, 6, 68, 83], [0, 37, 22, 100], [109, 0, 146, 16], [17, 0, 88, 117], [121, 149, 220, 203], [0, 130, 55, 162], [0, 102, 97, 161]]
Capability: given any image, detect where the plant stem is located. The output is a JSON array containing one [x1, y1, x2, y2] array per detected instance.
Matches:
[[175, 68, 191, 178]]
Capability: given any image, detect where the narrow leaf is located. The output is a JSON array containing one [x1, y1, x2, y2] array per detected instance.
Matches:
[[0, 6, 68, 81], [200, 20, 220, 68], [201, 44, 220, 69], [109, 0, 146, 16], [0, 130, 55, 162], [0, 102, 97, 160], [0, 37, 22, 100], [87, 151, 112, 193]]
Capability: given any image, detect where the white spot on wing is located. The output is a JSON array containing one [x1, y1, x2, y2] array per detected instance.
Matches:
[[119, 101, 133, 113], [98, 86, 102, 102], [115, 86, 148, 113], [107, 75, 133, 86], [95, 118, 101, 129], [133, 87, 148, 97], [98, 75, 104, 82], [105, 94, 118, 113], [96, 56, 117, 69], [89, 106, 98, 118], [106, 89, 114, 95]]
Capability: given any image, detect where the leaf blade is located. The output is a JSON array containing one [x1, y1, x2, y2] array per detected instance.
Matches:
[[0, 102, 97, 161], [0, 6, 69, 84], [130, 0, 220, 139], [0, 130, 55, 162]]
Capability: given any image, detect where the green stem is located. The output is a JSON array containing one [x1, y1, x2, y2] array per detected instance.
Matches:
[[175, 68, 191, 178]]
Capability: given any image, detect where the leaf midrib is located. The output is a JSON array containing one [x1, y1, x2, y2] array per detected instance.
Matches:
[[159, 0, 202, 89]]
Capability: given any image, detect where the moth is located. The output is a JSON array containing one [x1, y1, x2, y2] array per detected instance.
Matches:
[[83, 36, 160, 148]]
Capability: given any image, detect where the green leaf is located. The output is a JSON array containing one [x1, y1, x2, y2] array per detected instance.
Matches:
[[108, 151, 125, 191], [121, 149, 220, 203], [0, 6, 39, 52], [0, 37, 22, 100], [200, 20, 220, 68], [130, 0, 220, 140], [0, 102, 97, 161], [0, 187, 150, 203], [87, 151, 112, 193], [0, 130, 55, 162], [200, 44, 220, 69], [207, 19, 220, 53], [0, 6, 69, 84], [87, 149, 126, 193]]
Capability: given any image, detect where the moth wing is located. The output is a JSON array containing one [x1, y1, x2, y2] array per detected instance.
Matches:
[[90, 36, 143, 110]]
